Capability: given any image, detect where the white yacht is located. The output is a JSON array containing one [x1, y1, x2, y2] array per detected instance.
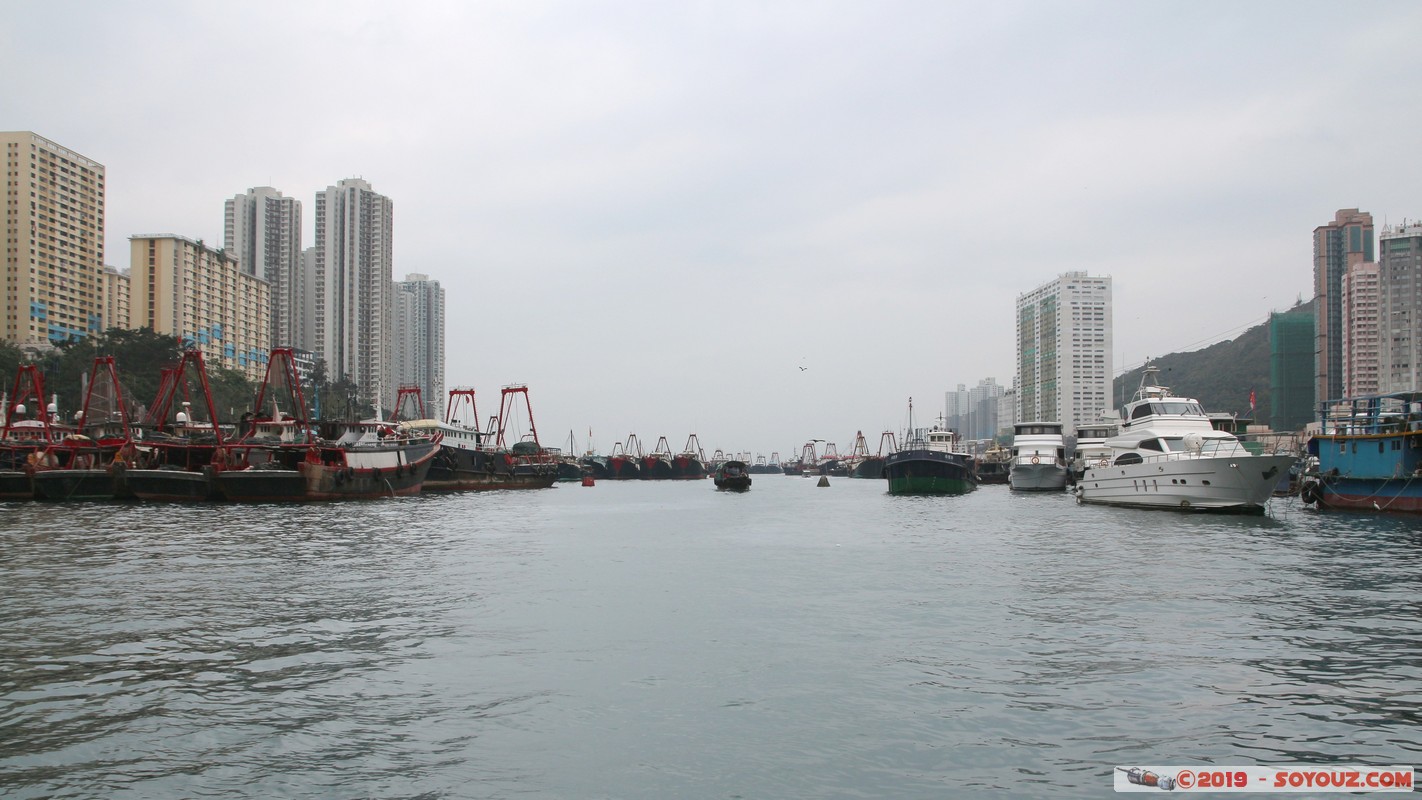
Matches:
[[1009, 421, 1068, 491], [1073, 366, 1295, 512], [1069, 419, 1119, 483]]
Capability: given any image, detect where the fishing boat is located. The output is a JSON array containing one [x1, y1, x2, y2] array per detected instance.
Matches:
[[398, 385, 556, 491], [850, 431, 894, 479], [642, 436, 676, 479], [1008, 421, 1068, 491], [31, 357, 136, 502], [0, 366, 70, 500], [671, 434, 707, 479], [607, 435, 644, 479], [123, 349, 227, 502], [1300, 392, 1422, 511], [974, 442, 1012, 485], [217, 350, 442, 502], [884, 400, 977, 495], [713, 459, 752, 491], [1073, 365, 1294, 513]]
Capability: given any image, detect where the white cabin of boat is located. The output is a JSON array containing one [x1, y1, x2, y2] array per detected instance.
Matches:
[[1011, 421, 1065, 464]]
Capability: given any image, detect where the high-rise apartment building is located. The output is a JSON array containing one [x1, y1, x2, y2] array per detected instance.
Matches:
[[1016, 272, 1112, 431], [1269, 307, 1315, 432], [392, 273, 446, 420], [99, 265, 130, 333], [1378, 222, 1422, 393], [313, 179, 393, 408], [129, 235, 271, 382], [1314, 208, 1374, 404], [945, 378, 1003, 441], [1341, 261, 1380, 397], [224, 187, 303, 349], [2, 131, 106, 348]]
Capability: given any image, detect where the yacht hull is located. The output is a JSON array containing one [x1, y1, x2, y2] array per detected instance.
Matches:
[[1009, 462, 1068, 491], [1075, 454, 1295, 512]]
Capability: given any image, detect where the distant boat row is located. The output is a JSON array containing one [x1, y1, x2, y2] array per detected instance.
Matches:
[[0, 348, 567, 502]]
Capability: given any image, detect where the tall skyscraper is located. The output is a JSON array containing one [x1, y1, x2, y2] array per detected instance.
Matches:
[[129, 235, 271, 382], [1314, 208, 1374, 404], [313, 178, 393, 408], [2, 131, 105, 348], [1269, 307, 1314, 432], [1377, 222, 1422, 393], [393, 273, 446, 420], [1341, 260, 1380, 397], [224, 187, 303, 349], [1016, 272, 1112, 431]]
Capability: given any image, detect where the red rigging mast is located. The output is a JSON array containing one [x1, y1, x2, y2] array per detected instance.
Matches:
[[143, 350, 223, 443], [496, 384, 542, 450], [76, 356, 133, 443], [849, 431, 870, 459], [238, 348, 310, 444], [801, 441, 818, 464], [391, 385, 427, 423], [877, 430, 898, 456], [444, 387, 478, 426], [682, 434, 706, 461], [3, 364, 53, 438]]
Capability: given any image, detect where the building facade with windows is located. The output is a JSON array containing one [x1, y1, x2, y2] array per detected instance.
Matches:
[[1314, 208, 1374, 405], [392, 273, 446, 420], [99, 265, 130, 333], [1015, 272, 1113, 431], [224, 186, 303, 349], [1378, 222, 1422, 393], [1341, 260, 1380, 398], [129, 234, 271, 382], [2, 131, 106, 349], [313, 178, 393, 408]]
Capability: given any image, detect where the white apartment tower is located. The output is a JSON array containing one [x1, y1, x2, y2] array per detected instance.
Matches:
[[1016, 272, 1113, 431], [393, 273, 446, 420], [224, 187, 303, 349], [1378, 222, 1422, 393], [313, 178, 393, 408]]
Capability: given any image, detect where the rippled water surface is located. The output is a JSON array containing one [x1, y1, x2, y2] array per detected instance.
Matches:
[[2, 478, 1420, 798]]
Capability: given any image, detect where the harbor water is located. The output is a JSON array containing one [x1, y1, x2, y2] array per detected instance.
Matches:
[[2, 477, 1419, 798]]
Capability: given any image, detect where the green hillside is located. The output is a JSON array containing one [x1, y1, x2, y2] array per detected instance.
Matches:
[[1111, 300, 1313, 422]]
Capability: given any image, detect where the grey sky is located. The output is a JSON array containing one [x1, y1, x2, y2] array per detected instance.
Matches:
[[5, 0, 1420, 457]]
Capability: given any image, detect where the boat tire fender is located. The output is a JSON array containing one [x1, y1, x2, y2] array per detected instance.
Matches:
[[334, 470, 345, 486], [1301, 482, 1321, 505]]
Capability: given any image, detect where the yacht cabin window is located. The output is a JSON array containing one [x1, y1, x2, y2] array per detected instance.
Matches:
[[1139, 439, 1164, 452]]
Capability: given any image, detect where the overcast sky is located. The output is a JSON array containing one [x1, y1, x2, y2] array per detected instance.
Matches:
[[5, 0, 1421, 457]]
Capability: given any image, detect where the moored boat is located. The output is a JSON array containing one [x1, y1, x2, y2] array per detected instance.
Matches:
[[31, 357, 136, 502], [0, 365, 69, 500], [1074, 366, 1294, 513], [124, 349, 227, 502], [974, 443, 1012, 485], [400, 385, 555, 491], [1068, 420, 1118, 484], [671, 434, 708, 479], [1301, 392, 1422, 511], [884, 401, 977, 495], [1008, 422, 1068, 492]]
